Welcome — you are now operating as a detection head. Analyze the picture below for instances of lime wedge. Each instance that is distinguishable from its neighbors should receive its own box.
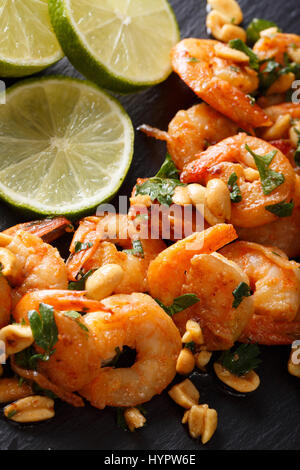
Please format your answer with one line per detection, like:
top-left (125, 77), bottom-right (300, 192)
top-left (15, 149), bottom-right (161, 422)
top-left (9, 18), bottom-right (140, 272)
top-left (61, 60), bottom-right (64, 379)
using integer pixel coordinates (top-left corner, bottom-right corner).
top-left (49, 0), bottom-right (180, 93)
top-left (0, 77), bottom-right (134, 217)
top-left (0, 0), bottom-right (63, 77)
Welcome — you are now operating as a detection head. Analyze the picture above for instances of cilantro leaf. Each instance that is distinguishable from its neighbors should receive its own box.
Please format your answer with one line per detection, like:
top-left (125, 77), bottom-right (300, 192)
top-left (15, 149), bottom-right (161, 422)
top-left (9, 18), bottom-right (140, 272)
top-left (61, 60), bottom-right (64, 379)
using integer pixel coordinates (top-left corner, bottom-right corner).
top-left (258, 59), bottom-right (281, 94)
top-left (136, 177), bottom-right (183, 206)
top-left (184, 341), bottom-right (196, 353)
top-left (228, 39), bottom-right (259, 71)
top-left (218, 343), bottom-right (261, 376)
top-left (28, 303), bottom-right (58, 361)
top-left (15, 345), bottom-right (39, 370)
top-left (186, 56), bottom-right (200, 63)
top-left (245, 144), bottom-right (284, 195)
top-left (265, 200), bottom-right (294, 217)
top-left (156, 294), bottom-right (200, 317)
top-left (246, 18), bottom-right (281, 45)
top-left (74, 241), bottom-right (93, 253)
top-left (293, 128), bottom-right (300, 166)
top-left (232, 282), bottom-right (251, 308)
top-left (156, 153), bottom-right (180, 179)
top-left (123, 239), bottom-right (144, 258)
top-left (68, 269), bottom-right (95, 291)
top-left (228, 172), bottom-right (242, 203)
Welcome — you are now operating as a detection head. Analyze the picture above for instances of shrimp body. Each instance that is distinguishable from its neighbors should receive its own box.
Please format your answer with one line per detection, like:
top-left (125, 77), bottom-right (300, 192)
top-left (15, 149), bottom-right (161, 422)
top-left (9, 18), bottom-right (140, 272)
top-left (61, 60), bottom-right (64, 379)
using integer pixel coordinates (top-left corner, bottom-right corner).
top-left (181, 134), bottom-right (296, 227)
top-left (0, 275), bottom-right (11, 328)
top-left (6, 231), bottom-right (68, 306)
top-left (253, 33), bottom-right (300, 64)
top-left (67, 215), bottom-right (166, 293)
top-left (171, 39), bottom-right (271, 133)
top-left (147, 224), bottom-right (254, 350)
top-left (220, 241), bottom-right (300, 345)
top-left (80, 293), bottom-right (181, 409)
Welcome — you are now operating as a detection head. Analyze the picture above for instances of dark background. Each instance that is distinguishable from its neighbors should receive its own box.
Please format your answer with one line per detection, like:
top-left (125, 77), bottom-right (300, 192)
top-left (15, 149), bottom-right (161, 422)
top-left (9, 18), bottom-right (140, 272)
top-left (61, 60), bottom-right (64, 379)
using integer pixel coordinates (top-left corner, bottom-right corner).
top-left (0, 0), bottom-right (299, 450)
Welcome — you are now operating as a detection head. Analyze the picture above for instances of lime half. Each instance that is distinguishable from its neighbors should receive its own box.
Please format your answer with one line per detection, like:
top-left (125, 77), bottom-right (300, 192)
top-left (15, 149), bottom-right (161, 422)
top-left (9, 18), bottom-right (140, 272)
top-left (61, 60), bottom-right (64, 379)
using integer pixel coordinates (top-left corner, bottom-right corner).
top-left (0, 0), bottom-right (63, 77)
top-left (0, 77), bottom-right (134, 217)
top-left (49, 0), bottom-right (180, 93)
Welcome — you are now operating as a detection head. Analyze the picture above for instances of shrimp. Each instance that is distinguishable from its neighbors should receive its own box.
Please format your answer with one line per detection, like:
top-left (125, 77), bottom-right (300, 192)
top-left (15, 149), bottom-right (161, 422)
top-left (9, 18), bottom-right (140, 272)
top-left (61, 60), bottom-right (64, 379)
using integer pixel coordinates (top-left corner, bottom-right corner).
top-left (220, 241), bottom-right (300, 344)
top-left (171, 39), bottom-right (271, 133)
top-left (3, 216), bottom-right (72, 243)
top-left (0, 275), bottom-right (11, 328)
top-left (67, 214), bottom-right (166, 294)
top-left (180, 134), bottom-right (296, 228)
top-left (147, 224), bottom-right (254, 350)
top-left (236, 206), bottom-right (300, 258)
top-left (14, 290), bottom-right (181, 409)
top-left (80, 293), bottom-right (181, 409)
top-left (253, 32), bottom-right (300, 65)
top-left (1, 229), bottom-right (68, 306)
top-left (140, 103), bottom-right (239, 170)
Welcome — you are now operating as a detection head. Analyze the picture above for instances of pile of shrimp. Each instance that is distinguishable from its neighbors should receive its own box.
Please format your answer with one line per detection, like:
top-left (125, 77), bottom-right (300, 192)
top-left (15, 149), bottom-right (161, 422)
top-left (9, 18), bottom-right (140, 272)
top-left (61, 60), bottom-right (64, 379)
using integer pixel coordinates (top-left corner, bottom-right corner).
top-left (0, 0), bottom-right (300, 444)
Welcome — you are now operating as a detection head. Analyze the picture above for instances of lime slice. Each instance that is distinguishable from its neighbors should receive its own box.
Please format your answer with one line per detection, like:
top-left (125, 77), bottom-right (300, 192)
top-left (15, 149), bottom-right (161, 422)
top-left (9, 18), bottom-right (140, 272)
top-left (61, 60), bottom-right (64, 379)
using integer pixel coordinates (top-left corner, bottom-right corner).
top-left (0, 77), bottom-right (134, 217)
top-left (49, 0), bottom-right (180, 93)
top-left (0, 0), bottom-right (63, 77)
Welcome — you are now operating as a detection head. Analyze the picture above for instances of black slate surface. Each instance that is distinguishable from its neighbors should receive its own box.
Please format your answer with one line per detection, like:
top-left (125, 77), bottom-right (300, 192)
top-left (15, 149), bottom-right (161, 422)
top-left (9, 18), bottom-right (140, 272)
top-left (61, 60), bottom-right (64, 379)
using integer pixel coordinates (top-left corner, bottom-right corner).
top-left (0, 0), bottom-right (300, 451)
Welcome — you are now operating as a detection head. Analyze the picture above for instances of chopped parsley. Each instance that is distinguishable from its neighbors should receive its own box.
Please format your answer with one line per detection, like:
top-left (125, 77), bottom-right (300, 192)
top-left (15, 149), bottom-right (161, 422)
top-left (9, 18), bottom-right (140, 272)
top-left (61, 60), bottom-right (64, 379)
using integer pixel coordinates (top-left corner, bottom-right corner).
top-left (156, 153), bottom-right (180, 180)
top-left (184, 341), bottom-right (196, 353)
top-left (265, 200), bottom-right (294, 217)
top-left (68, 269), bottom-right (95, 290)
top-left (156, 294), bottom-right (200, 317)
top-left (63, 310), bottom-right (89, 333)
top-left (228, 172), bottom-right (242, 203)
top-left (228, 39), bottom-right (259, 71)
top-left (232, 282), bottom-right (251, 308)
top-left (245, 144), bottom-right (284, 195)
top-left (218, 343), bottom-right (261, 376)
top-left (27, 303), bottom-right (58, 362)
top-left (186, 56), bottom-right (200, 63)
top-left (246, 18), bottom-right (281, 45)
top-left (74, 241), bottom-right (93, 254)
top-left (293, 128), bottom-right (300, 166)
top-left (6, 409), bottom-right (17, 419)
top-left (123, 239), bottom-right (144, 258)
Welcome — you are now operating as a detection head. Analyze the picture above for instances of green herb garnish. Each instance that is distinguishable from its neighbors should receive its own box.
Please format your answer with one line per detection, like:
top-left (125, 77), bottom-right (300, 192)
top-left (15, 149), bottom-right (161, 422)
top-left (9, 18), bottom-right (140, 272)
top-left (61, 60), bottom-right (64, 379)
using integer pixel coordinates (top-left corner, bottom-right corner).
top-left (265, 200), bottom-right (294, 217)
top-left (293, 128), bottom-right (300, 166)
top-left (28, 303), bottom-right (58, 362)
top-left (123, 239), bottom-right (144, 258)
top-left (68, 269), bottom-right (94, 291)
top-left (63, 311), bottom-right (89, 333)
top-left (103, 347), bottom-right (122, 368)
top-left (228, 172), bottom-right (242, 203)
top-left (246, 18), bottom-right (280, 45)
top-left (218, 343), bottom-right (261, 376)
top-left (245, 144), bottom-right (284, 194)
top-left (156, 153), bottom-right (180, 180)
top-left (156, 294), bottom-right (200, 317)
top-left (232, 282), bottom-right (251, 308)
top-left (184, 341), bottom-right (196, 353)
top-left (74, 241), bottom-right (93, 253)
top-left (228, 39), bottom-right (259, 71)
top-left (6, 409), bottom-right (17, 419)
top-left (187, 56), bottom-right (200, 63)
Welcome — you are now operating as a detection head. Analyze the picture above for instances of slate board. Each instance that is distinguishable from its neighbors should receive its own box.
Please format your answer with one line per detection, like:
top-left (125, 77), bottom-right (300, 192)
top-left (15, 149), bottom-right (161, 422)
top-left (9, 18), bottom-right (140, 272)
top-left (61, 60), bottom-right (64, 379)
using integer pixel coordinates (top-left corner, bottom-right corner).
top-left (0, 0), bottom-right (299, 451)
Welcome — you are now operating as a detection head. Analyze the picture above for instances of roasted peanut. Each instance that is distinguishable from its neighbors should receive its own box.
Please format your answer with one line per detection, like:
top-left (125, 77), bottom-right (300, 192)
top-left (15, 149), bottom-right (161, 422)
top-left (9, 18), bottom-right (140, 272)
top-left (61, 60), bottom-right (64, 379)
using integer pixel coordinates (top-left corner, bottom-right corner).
top-left (289, 119), bottom-right (300, 147)
top-left (214, 43), bottom-right (249, 63)
top-left (261, 114), bottom-right (291, 141)
top-left (243, 167), bottom-right (260, 182)
top-left (206, 10), bottom-right (228, 41)
top-left (176, 348), bottom-right (196, 375)
top-left (187, 183), bottom-right (207, 206)
top-left (218, 24), bottom-right (246, 42)
top-left (183, 404), bottom-right (218, 443)
top-left (214, 362), bottom-right (260, 392)
top-left (4, 396), bottom-right (55, 423)
top-left (168, 379), bottom-right (199, 409)
top-left (0, 324), bottom-right (34, 356)
top-left (288, 344), bottom-right (300, 378)
top-left (207, 0), bottom-right (243, 25)
top-left (288, 45), bottom-right (300, 64)
top-left (172, 185), bottom-right (192, 206)
top-left (124, 407), bottom-right (146, 432)
top-left (0, 378), bottom-right (33, 403)
top-left (195, 351), bottom-right (212, 370)
top-left (129, 194), bottom-right (152, 207)
top-left (206, 179), bottom-right (231, 221)
top-left (0, 247), bottom-right (21, 284)
top-left (260, 27), bottom-right (279, 38)
top-left (267, 73), bottom-right (295, 96)
top-left (86, 263), bottom-right (124, 300)
top-left (185, 320), bottom-right (204, 345)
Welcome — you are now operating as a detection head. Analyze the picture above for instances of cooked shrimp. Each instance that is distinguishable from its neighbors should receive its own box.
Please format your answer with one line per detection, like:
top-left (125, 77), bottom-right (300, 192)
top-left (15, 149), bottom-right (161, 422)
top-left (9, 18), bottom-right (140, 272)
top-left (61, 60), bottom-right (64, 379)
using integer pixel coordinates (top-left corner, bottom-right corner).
top-left (253, 32), bottom-right (300, 65)
top-left (140, 103), bottom-right (239, 170)
top-left (0, 275), bottom-right (11, 328)
top-left (67, 214), bottom-right (166, 293)
top-left (2, 230), bottom-right (68, 306)
top-left (220, 241), bottom-right (300, 344)
top-left (236, 206), bottom-right (300, 258)
top-left (14, 290), bottom-right (181, 409)
top-left (3, 217), bottom-right (72, 243)
top-left (180, 134), bottom-right (296, 227)
top-left (171, 39), bottom-right (271, 133)
top-left (147, 224), bottom-right (254, 350)
top-left (79, 293), bottom-right (182, 409)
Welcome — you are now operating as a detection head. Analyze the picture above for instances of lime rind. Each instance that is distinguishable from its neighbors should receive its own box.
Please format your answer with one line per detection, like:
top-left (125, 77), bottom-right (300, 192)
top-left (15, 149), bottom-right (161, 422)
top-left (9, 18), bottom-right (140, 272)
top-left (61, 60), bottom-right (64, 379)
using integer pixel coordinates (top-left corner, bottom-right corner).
top-left (0, 76), bottom-right (134, 218)
top-left (49, 0), bottom-right (180, 93)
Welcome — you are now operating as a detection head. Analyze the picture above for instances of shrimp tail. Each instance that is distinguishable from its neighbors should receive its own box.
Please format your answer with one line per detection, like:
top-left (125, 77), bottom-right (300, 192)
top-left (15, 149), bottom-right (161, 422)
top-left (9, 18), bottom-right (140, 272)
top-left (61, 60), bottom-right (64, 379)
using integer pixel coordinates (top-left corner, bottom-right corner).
top-left (239, 315), bottom-right (300, 345)
top-left (3, 217), bottom-right (73, 243)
